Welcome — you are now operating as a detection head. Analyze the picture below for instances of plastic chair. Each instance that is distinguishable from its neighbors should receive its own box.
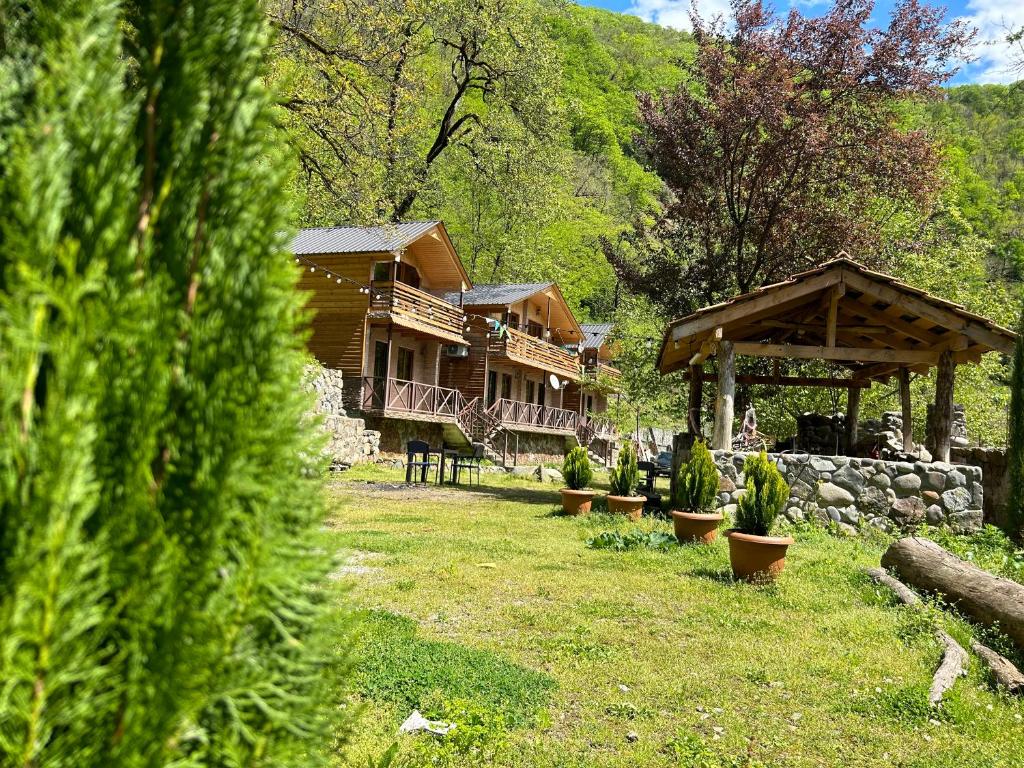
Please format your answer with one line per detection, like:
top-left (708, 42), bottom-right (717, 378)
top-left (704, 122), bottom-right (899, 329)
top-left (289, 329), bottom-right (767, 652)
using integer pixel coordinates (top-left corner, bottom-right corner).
top-left (405, 440), bottom-right (438, 484)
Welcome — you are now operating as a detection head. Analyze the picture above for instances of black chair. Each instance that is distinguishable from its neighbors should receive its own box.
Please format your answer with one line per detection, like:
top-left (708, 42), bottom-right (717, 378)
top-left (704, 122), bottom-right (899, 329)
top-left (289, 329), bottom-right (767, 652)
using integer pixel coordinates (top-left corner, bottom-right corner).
top-left (452, 443), bottom-right (485, 486)
top-left (637, 461), bottom-right (663, 509)
top-left (405, 440), bottom-right (438, 484)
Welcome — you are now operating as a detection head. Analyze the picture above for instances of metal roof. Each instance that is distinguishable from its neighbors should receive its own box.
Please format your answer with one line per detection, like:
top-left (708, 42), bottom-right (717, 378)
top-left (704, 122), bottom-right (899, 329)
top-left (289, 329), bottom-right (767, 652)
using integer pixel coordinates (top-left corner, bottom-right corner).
top-left (290, 221), bottom-right (441, 255)
top-left (442, 283), bottom-right (554, 307)
top-left (580, 323), bottom-right (613, 349)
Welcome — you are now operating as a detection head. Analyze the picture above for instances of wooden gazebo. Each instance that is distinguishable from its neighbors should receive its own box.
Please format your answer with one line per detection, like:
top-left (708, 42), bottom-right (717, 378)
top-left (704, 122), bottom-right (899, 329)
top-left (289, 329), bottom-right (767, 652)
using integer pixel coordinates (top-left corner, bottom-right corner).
top-left (656, 257), bottom-right (1017, 460)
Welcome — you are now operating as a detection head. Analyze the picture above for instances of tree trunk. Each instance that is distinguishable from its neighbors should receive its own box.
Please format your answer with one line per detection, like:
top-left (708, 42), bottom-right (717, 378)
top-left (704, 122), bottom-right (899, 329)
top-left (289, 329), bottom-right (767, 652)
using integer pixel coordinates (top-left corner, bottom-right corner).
top-left (970, 641), bottom-right (1024, 694)
top-left (927, 351), bottom-right (955, 462)
top-left (881, 537), bottom-right (1024, 650)
top-left (688, 364), bottom-right (704, 437)
top-left (899, 366), bottom-right (913, 453)
top-left (712, 341), bottom-right (735, 450)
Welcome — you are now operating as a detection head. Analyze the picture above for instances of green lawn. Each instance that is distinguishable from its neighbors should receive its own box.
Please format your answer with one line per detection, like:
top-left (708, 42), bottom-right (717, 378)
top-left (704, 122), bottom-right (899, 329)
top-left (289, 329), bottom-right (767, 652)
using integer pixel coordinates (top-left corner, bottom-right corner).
top-left (327, 465), bottom-right (1024, 767)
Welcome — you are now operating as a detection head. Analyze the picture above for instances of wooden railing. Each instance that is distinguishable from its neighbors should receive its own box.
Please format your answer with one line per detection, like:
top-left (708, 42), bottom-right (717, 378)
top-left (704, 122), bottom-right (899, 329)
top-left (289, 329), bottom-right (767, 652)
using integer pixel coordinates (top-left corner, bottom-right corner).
top-left (361, 377), bottom-right (463, 418)
top-left (489, 326), bottom-right (580, 380)
top-left (586, 361), bottom-right (622, 385)
top-left (487, 398), bottom-right (578, 433)
top-left (369, 281), bottom-right (465, 340)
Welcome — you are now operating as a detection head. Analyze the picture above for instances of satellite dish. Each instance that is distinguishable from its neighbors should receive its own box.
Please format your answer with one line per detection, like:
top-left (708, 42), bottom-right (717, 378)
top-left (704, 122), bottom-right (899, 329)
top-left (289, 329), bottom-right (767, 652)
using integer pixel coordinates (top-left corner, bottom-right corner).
top-left (548, 373), bottom-right (561, 390)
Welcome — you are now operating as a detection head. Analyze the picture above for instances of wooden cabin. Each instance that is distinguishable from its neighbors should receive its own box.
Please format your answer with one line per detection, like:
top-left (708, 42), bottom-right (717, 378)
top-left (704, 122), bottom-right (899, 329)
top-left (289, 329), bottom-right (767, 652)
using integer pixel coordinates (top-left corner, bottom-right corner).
top-left (439, 283), bottom-right (585, 439)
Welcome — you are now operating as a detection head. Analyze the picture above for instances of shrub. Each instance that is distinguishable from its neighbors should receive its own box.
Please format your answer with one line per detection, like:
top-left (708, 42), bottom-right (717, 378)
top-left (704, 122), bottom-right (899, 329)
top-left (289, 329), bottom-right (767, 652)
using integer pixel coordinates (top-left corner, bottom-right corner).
top-left (562, 446), bottom-right (593, 490)
top-left (673, 440), bottom-right (720, 512)
top-left (609, 441), bottom-right (640, 497)
top-left (735, 452), bottom-right (789, 536)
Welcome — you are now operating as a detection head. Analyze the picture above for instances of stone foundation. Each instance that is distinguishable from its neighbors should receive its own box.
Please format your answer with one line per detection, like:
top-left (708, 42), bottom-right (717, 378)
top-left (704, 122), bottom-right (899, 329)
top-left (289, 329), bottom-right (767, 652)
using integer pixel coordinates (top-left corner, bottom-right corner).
top-left (304, 364), bottom-right (380, 467)
top-left (368, 417), bottom-right (447, 457)
top-left (950, 446), bottom-right (1008, 529)
top-left (505, 431), bottom-right (571, 466)
top-left (710, 450), bottom-right (984, 535)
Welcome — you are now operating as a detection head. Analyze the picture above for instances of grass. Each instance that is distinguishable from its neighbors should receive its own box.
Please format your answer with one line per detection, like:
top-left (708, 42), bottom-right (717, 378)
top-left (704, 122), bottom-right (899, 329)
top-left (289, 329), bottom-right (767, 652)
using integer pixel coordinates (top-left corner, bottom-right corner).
top-left (326, 464), bottom-right (1024, 767)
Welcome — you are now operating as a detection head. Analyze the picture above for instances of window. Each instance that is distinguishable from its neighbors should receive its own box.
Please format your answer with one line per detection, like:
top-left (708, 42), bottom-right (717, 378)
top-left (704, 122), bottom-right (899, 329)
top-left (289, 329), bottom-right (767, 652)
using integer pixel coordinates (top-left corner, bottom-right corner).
top-left (486, 371), bottom-right (497, 406)
top-left (396, 263), bottom-right (421, 289)
top-left (501, 373), bottom-right (512, 400)
top-left (508, 312), bottom-right (520, 330)
top-left (527, 320), bottom-right (543, 338)
top-left (397, 347), bottom-right (414, 381)
top-left (526, 380), bottom-right (535, 404)
top-left (538, 382), bottom-right (546, 407)
top-left (372, 261), bottom-right (391, 282)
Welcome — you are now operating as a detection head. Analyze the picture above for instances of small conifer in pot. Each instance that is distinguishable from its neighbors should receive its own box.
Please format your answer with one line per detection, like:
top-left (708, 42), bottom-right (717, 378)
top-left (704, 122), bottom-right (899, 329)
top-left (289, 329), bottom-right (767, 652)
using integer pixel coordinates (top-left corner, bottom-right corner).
top-left (560, 446), bottom-right (595, 515)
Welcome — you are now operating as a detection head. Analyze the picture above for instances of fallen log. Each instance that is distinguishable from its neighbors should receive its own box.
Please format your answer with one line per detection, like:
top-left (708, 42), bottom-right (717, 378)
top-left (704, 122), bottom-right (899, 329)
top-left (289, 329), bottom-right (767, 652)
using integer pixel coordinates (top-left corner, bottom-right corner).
top-left (881, 537), bottom-right (1024, 651)
top-left (970, 641), bottom-right (1024, 695)
top-left (865, 567), bottom-right (968, 705)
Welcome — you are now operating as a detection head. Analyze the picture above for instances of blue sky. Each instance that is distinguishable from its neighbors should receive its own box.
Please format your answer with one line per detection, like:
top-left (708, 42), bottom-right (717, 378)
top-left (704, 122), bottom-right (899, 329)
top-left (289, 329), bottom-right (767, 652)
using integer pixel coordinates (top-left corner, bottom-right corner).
top-left (576, 0), bottom-right (1023, 84)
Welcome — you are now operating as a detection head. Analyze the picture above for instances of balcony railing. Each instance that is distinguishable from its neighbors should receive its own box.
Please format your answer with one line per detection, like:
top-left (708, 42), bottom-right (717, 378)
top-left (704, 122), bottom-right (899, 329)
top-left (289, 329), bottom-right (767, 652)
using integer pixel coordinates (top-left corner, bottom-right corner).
top-left (489, 326), bottom-right (580, 380)
top-left (369, 281), bottom-right (465, 342)
top-left (361, 377), bottom-right (464, 419)
top-left (487, 398), bottom-right (578, 434)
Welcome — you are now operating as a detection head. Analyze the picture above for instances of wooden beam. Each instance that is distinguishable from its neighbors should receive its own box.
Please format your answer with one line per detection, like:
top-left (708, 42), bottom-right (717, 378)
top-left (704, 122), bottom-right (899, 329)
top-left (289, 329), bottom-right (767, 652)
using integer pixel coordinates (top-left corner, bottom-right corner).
top-left (826, 283), bottom-right (845, 347)
top-left (899, 366), bottom-right (913, 453)
top-left (682, 372), bottom-right (872, 388)
top-left (759, 320), bottom-right (888, 335)
top-left (843, 271), bottom-right (1015, 355)
top-left (845, 386), bottom-right (861, 454)
top-left (928, 350), bottom-right (955, 462)
top-left (711, 341), bottom-right (735, 450)
top-left (689, 327), bottom-right (722, 366)
top-left (670, 271), bottom-right (841, 342)
top-left (854, 361), bottom-right (931, 381)
top-left (732, 342), bottom-right (937, 364)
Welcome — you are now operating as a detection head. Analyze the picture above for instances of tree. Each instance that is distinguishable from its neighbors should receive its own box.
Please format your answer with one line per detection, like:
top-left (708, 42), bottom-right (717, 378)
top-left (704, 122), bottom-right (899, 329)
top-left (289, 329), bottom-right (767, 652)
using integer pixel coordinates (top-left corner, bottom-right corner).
top-left (0, 0), bottom-right (343, 765)
top-left (1009, 304), bottom-right (1024, 539)
top-left (270, 0), bottom-right (560, 224)
top-left (606, 0), bottom-right (974, 316)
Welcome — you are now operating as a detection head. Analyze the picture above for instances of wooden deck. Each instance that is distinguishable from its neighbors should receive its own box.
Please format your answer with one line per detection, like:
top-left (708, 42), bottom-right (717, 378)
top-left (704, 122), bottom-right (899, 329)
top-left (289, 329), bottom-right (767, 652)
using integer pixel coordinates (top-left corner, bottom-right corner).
top-left (368, 281), bottom-right (466, 345)
top-left (488, 327), bottom-right (581, 380)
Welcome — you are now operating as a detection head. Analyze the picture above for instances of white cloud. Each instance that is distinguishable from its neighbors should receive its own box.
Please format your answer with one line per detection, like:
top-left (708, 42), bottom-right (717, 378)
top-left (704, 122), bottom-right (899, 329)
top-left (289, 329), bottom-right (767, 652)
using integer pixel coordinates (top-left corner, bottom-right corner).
top-left (958, 0), bottom-right (1024, 83)
top-left (626, 0), bottom-right (734, 31)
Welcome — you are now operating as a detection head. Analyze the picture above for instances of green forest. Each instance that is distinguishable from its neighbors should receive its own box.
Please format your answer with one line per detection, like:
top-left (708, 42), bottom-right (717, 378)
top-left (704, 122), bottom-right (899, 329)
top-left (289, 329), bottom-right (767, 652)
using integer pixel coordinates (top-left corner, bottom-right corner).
top-left (270, 0), bottom-right (1023, 446)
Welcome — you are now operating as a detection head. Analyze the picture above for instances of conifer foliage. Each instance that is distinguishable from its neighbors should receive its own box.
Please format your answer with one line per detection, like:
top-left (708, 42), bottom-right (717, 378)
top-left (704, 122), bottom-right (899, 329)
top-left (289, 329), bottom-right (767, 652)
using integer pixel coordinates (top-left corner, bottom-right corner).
top-left (0, 1), bottom-right (341, 765)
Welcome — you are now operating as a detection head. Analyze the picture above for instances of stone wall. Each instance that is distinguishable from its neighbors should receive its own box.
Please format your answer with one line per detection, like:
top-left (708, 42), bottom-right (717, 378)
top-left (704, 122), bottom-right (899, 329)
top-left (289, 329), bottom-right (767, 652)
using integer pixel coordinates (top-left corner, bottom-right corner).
top-left (507, 431), bottom-right (571, 466)
top-left (304, 365), bottom-right (380, 468)
top-left (951, 446), bottom-right (1009, 529)
top-left (368, 416), bottom-right (446, 457)
top-left (710, 450), bottom-right (984, 535)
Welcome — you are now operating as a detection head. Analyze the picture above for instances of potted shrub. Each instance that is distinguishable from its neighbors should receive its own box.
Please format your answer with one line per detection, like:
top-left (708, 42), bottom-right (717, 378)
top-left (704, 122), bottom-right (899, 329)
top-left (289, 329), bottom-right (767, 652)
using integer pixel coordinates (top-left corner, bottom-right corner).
top-left (671, 441), bottom-right (723, 544)
top-left (607, 441), bottom-right (645, 521)
top-left (726, 451), bottom-right (794, 582)
top-left (560, 446), bottom-right (595, 515)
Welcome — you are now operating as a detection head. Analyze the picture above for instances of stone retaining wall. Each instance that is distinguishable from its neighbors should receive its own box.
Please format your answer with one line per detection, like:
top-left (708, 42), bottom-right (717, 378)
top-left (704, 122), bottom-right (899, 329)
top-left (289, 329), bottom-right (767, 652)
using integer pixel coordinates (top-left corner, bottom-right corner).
top-left (950, 446), bottom-right (1008, 529)
top-left (711, 450), bottom-right (984, 535)
top-left (304, 365), bottom-right (380, 468)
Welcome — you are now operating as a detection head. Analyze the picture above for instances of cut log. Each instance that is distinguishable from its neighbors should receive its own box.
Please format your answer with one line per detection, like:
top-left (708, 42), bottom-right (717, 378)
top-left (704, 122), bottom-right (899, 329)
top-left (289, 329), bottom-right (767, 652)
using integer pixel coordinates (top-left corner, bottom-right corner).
top-left (865, 567), bottom-right (968, 705)
top-left (881, 537), bottom-right (1024, 650)
top-left (970, 641), bottom-right (1024, 695)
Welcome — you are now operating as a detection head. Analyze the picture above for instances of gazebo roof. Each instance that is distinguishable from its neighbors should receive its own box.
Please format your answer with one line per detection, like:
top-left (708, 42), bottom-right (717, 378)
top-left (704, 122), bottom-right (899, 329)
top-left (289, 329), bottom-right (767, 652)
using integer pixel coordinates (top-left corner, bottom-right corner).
top-left (657, 256), bottom-right (1017, 382)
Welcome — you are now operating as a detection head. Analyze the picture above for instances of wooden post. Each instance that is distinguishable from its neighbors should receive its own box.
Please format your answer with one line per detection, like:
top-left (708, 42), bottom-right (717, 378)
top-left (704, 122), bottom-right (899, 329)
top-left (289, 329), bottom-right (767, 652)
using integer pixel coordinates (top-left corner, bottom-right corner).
top-left (826, 284), bottom-right (844, 347)
top-left (898, 366), bottom-right (913, 453)
top-left (929, 350), bottom-right (955, 462)
top-left (712, 340), bottom-right (735, 450)
top-left (688, 363), bottom-right (704, 437)
top-left (845, 386), bottom-right (860, 455)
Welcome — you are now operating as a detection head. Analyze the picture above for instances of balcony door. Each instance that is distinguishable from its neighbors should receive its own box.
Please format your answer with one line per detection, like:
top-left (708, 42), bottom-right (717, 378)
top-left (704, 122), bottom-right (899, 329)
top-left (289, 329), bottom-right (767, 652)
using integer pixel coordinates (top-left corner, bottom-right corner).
top-left (500, 373), bottom-right (512, 401)
top-left (486, 370), bottom-right (497, 407)
top-left (371, 341), bottom-right (388, 408)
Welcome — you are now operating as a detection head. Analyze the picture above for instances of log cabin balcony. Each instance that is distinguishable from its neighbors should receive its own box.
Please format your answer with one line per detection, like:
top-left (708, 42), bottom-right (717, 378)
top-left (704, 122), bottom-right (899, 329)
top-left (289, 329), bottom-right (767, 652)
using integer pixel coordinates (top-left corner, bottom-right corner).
top-left (361, 376), bottom-right (466, 423)
top-left (488, 326), bottom-right (581, 381)
top-left (487, 398), bottom-right (579, 436)
top-left (368, 281), bottom-right (467, 346)
top-left (584, 360), bottom-right (622, 389)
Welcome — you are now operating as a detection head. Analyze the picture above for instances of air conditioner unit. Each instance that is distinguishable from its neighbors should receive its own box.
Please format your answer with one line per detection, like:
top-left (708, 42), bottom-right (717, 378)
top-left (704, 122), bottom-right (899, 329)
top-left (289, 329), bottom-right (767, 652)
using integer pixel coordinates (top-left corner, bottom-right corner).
top-left (444, 344), bottom-right (470, 358)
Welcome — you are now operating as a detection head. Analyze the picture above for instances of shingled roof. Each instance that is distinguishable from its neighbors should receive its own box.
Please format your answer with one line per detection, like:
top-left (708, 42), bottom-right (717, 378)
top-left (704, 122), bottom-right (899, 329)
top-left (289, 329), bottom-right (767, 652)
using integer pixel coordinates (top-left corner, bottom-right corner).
top-left (290, 221), bottom-right (441, 255)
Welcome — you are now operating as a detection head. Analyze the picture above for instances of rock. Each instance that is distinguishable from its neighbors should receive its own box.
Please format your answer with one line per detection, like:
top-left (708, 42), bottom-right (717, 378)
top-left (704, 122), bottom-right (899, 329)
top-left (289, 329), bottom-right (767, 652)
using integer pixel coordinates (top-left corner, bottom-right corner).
top-left (539, 467), bottom-right (563, 483)
top-left (868, 472), bottom-right (891, 490)
top-left (941, 487), bottom-right (972, 514)
top-left (892, 474), bottom-right (921, 497)
top-left (826, 506), bottom-right (841, 523)
top-left (626, 731), bottom-right (638, 743)
top-left (831, 464), bottom-right (866, 495)
top-left (720, 461), bottom-right (737, 479)
top-left (945, 470), bottom-right (966, 489)
top-left (949, 508), bottom-right (983, 534)
top-left (719, 475), bottom-right (736, 494)
top-left (839, 506), bottom-right (861, 525)
top-left (890, 497), bottom-right (926, 527)
top-left (810, 457), bottom-right (836, 473)
top-left (720, 504), bottom-right (738, 518)
top-left (916, 448), bottom-right (932, 463)
top-left (869, 516), bottom-right (895, 533)
top-left (931, 461), bottom-right (953, 473)
top-left (921, 471), bottom-right (946, 493)
top-left (817, 482), bottom-right (855, 507)
top-left (836, 522), bottom-right (858, 537)
top-left (926, 505), bottom-right (945, 525)
top-left (511, 465), bottom-right (535, 478)
top-left (730, 490), bottom-right (743, 503)
top-left (893, 462), bottom-right (915, 475)
top-left (856, 486), bottom-right (889, 517)
top-left (922, 490), bottom-right (940, 503)
top-left (785, 506), bottom-right (806, 522)
top-left (717, 492), bottom-right (730, 506)
top-left (971, 482), bottom-right (985, 508)
top-left (790, 479), bottom-right (814, 501)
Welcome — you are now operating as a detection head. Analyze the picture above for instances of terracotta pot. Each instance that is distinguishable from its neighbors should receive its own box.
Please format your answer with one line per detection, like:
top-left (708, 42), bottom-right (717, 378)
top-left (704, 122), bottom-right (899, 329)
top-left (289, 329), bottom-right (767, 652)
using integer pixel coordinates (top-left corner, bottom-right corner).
top-left (607, 495), bottom-right (645, 522)
top-left (560, 488), bottom-right (595, 516)
top-left (671, 510), bottom-right (724, 544)
top-left (726, 530), bottom-right (795, 582)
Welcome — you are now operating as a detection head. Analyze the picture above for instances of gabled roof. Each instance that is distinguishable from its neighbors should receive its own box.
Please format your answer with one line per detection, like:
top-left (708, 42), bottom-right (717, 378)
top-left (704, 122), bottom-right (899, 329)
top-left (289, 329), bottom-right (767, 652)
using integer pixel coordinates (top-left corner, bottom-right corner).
top-left (657, 256), bottom-right (1017, 381)
top-left (580, 323), bottom-right (613, 349)
top-left (290, 221), bottom-right (440, 255)
top-left (442, 283), bottom-right (554, 307)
